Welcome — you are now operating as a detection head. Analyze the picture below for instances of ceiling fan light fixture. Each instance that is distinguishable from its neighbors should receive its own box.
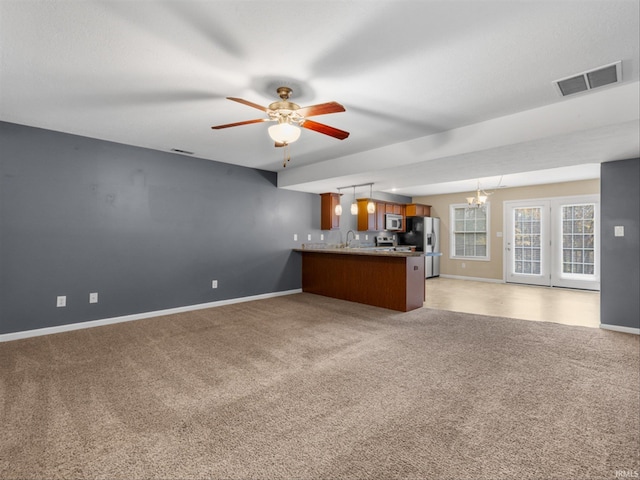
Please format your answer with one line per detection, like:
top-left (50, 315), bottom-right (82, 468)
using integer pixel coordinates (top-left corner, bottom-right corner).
top-left (211, 87), bottom-right (349, 167)
top-left (268, 122), bottom-right (301, 144)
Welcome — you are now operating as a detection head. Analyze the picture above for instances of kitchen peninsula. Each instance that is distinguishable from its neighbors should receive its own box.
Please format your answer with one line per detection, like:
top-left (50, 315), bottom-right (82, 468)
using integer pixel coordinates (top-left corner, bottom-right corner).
top-left (294, 247), bottom-right (425, 312)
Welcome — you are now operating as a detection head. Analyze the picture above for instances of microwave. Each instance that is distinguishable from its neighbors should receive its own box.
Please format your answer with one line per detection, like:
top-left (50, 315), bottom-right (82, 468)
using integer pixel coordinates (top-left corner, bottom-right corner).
top-left (385, 213), bottom-right (403, 231)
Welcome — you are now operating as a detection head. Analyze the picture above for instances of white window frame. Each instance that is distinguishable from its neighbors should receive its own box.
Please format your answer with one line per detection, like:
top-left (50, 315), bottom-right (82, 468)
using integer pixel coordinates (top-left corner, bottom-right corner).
top-left (449, 203), bottom-right (491, 261)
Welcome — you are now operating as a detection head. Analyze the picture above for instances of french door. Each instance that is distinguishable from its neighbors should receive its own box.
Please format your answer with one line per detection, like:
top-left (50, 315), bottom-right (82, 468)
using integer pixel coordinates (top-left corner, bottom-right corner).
top-left (505, 195), bottom-right (600, 290)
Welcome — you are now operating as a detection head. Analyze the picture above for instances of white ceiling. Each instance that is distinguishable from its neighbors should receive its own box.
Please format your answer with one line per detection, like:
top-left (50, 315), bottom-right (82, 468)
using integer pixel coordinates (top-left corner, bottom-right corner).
top-left (1, 0), bottom-right (639, 197)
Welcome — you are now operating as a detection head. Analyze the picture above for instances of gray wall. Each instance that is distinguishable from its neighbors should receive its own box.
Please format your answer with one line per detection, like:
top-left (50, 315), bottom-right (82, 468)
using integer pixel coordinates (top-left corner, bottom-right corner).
top-left (600, 158), bottom-right (640, 329)
top-left (1, 121), bottom-right (322, 335)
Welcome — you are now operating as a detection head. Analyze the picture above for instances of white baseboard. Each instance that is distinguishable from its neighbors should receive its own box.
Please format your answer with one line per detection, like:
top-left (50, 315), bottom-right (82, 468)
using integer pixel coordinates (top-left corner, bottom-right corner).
top-left (0, 289), bottom-right (303, 343)
top-left (599, 323), bottom-right (640, 335)
top-left (439, 274), bottom-right (504, 284)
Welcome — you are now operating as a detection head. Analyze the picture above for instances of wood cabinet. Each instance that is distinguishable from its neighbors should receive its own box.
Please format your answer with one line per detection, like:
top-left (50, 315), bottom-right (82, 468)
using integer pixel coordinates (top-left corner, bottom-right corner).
top-left (405, 203), bottom-right (431, 217)
top-left (323, 196), bottom-right (425, 232)
top-left (356, 198), bottom-right (376, 231)
top-left (356, 199), bottom-right (407, 232)
top-left (376, 201), bottom-right (386, 231)
top-left (299, 250), bottom-right (425, 312)
top-left (320, 193), bottom-right (342, 230)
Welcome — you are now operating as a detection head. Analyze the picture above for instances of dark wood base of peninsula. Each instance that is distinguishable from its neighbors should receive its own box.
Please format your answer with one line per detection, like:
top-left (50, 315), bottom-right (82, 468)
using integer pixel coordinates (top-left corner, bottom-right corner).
top-left (300, 251), bottom-right (425, 312)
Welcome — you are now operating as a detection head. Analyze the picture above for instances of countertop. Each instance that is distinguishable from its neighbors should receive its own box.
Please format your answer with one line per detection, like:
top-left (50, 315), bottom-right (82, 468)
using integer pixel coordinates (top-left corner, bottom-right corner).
top-left (293, 247), bottom-right (424, 257)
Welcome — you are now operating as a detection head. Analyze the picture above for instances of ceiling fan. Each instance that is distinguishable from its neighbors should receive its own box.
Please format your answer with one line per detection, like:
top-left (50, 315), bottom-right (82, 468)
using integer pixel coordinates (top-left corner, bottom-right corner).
top-left (211, 87), bottom-right (349, 166)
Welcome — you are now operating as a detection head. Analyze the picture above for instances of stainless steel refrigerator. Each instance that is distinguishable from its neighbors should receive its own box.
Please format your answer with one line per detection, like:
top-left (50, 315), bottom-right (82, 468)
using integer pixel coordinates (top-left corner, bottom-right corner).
top-left (399, 217), bottom-right (441, 278)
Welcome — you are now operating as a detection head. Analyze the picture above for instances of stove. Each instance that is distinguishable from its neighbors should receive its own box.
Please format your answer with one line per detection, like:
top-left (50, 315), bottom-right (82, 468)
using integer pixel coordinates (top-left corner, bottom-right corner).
top-left (376, 234), bottom-right (416, 252)
top-left (375, 235), bottom-right (395, 248)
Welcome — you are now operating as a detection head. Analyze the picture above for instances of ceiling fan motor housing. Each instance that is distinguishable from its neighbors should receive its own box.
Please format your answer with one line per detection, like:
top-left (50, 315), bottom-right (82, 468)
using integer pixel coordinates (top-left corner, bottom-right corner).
top-left (268, 100), bottom-right (300, 114)
top-left (269, 88), bottom-right (301, 124)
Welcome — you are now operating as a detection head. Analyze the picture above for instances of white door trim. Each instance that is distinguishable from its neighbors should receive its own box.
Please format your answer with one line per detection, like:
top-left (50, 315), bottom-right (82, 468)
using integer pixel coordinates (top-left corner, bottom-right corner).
top-left (504, 199), bottom-right (551, 286)
top-left (503, 194), bottom-right (600, 290)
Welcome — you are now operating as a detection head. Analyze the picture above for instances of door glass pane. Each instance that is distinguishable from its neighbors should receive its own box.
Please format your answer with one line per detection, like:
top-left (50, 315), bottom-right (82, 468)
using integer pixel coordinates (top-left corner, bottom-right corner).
top-left (583, 220), bottom-right (594, 233)
top-left (561, 203), bottom-right (596, 278)
top-left (513, 207), bottom-right (542, 276)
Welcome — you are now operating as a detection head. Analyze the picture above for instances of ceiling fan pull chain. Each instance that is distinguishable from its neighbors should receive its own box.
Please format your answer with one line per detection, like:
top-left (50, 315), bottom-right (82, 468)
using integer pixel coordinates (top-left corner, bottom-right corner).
top-left (283, 143), bottom-right (291, 167)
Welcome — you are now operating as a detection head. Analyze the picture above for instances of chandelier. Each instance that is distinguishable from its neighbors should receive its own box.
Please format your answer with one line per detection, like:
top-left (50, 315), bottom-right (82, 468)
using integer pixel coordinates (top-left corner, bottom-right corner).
top-left (465, 177), bottom-right (503, 209)
top-left (466, 181), bottom-right (489, 208)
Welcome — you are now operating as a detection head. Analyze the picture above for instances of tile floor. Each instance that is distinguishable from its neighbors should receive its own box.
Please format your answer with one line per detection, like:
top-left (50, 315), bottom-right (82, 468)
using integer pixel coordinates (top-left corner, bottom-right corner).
top-left (424, 277), bottom-right (600, 328)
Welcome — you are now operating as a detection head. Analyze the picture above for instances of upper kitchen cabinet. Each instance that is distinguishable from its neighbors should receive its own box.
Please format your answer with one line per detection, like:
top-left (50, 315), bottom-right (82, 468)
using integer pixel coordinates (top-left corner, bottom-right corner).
top-left (387, 203), bottom-right (405, 216)
top-left (376, 202), bottom-right (387, 231)
top-left (357, 198), bottom-right (376, 231)
top-left (405, 203), bottom-right (431, 217)
top-left (320, 193), bottom-right (342, 230)
top-left (357, 199), bottom-right (406, 232)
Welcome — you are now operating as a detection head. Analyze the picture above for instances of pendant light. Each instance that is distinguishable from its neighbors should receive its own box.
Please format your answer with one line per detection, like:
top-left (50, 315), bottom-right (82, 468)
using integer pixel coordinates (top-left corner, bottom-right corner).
top-left (367, 183), bottom-right (375, 214)
top-left (350, 186), bottom-right (358, 215)
top-left (335, 188), bottom-right (342, 216)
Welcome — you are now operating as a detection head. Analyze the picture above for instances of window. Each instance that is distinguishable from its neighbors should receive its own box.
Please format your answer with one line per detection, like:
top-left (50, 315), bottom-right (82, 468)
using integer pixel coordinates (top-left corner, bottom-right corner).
top-left (450, 204), bottom-right (490, 260)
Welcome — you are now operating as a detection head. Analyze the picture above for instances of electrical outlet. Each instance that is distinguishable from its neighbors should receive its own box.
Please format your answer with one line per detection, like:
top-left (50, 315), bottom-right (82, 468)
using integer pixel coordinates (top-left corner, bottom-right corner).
top-left (614, 226), bottom-right (624, 237)
top-left (212, 280), bottom-right (218, 289)
top-left (89, 292), bottom-right (98, 304)
top-left (293, 234), bottom-right (298, 241)
top-left (307, 234), bottom-right (312, 241)
top-left (365, 234), bottom-right (369, 240)
top-left (355, 234), bottom-right (360, 240)
top-left (56, 296), bottom-right (66, 307)
top-left (320, 234), bottom-right (324, 241)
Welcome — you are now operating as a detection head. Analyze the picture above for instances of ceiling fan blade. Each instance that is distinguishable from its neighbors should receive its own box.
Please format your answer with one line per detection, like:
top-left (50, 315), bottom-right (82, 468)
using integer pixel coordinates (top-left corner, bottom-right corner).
top-left (301, 119), bottom-right (350, 140)
top-left (296, 101), bottom-right (346, 118)
top-left (211, 118), bottom-right (270, 129)
top-left (227, 97), bottom-right (268, 112)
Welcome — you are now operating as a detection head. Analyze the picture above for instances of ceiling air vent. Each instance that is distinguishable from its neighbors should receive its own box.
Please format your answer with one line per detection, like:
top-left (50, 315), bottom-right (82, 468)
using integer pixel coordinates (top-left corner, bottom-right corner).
top-left (554, 61), bottom-right (621, 97)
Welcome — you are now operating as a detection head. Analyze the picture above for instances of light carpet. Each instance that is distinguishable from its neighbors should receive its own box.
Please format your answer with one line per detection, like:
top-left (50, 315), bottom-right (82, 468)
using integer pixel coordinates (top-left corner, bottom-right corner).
top-left (1, 293), bottom-right (638, 479)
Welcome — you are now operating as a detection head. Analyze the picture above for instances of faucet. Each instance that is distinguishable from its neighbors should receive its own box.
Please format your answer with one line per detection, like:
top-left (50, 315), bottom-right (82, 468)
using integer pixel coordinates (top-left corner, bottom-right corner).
top-left (346, 230), bottom-right (355, 247)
